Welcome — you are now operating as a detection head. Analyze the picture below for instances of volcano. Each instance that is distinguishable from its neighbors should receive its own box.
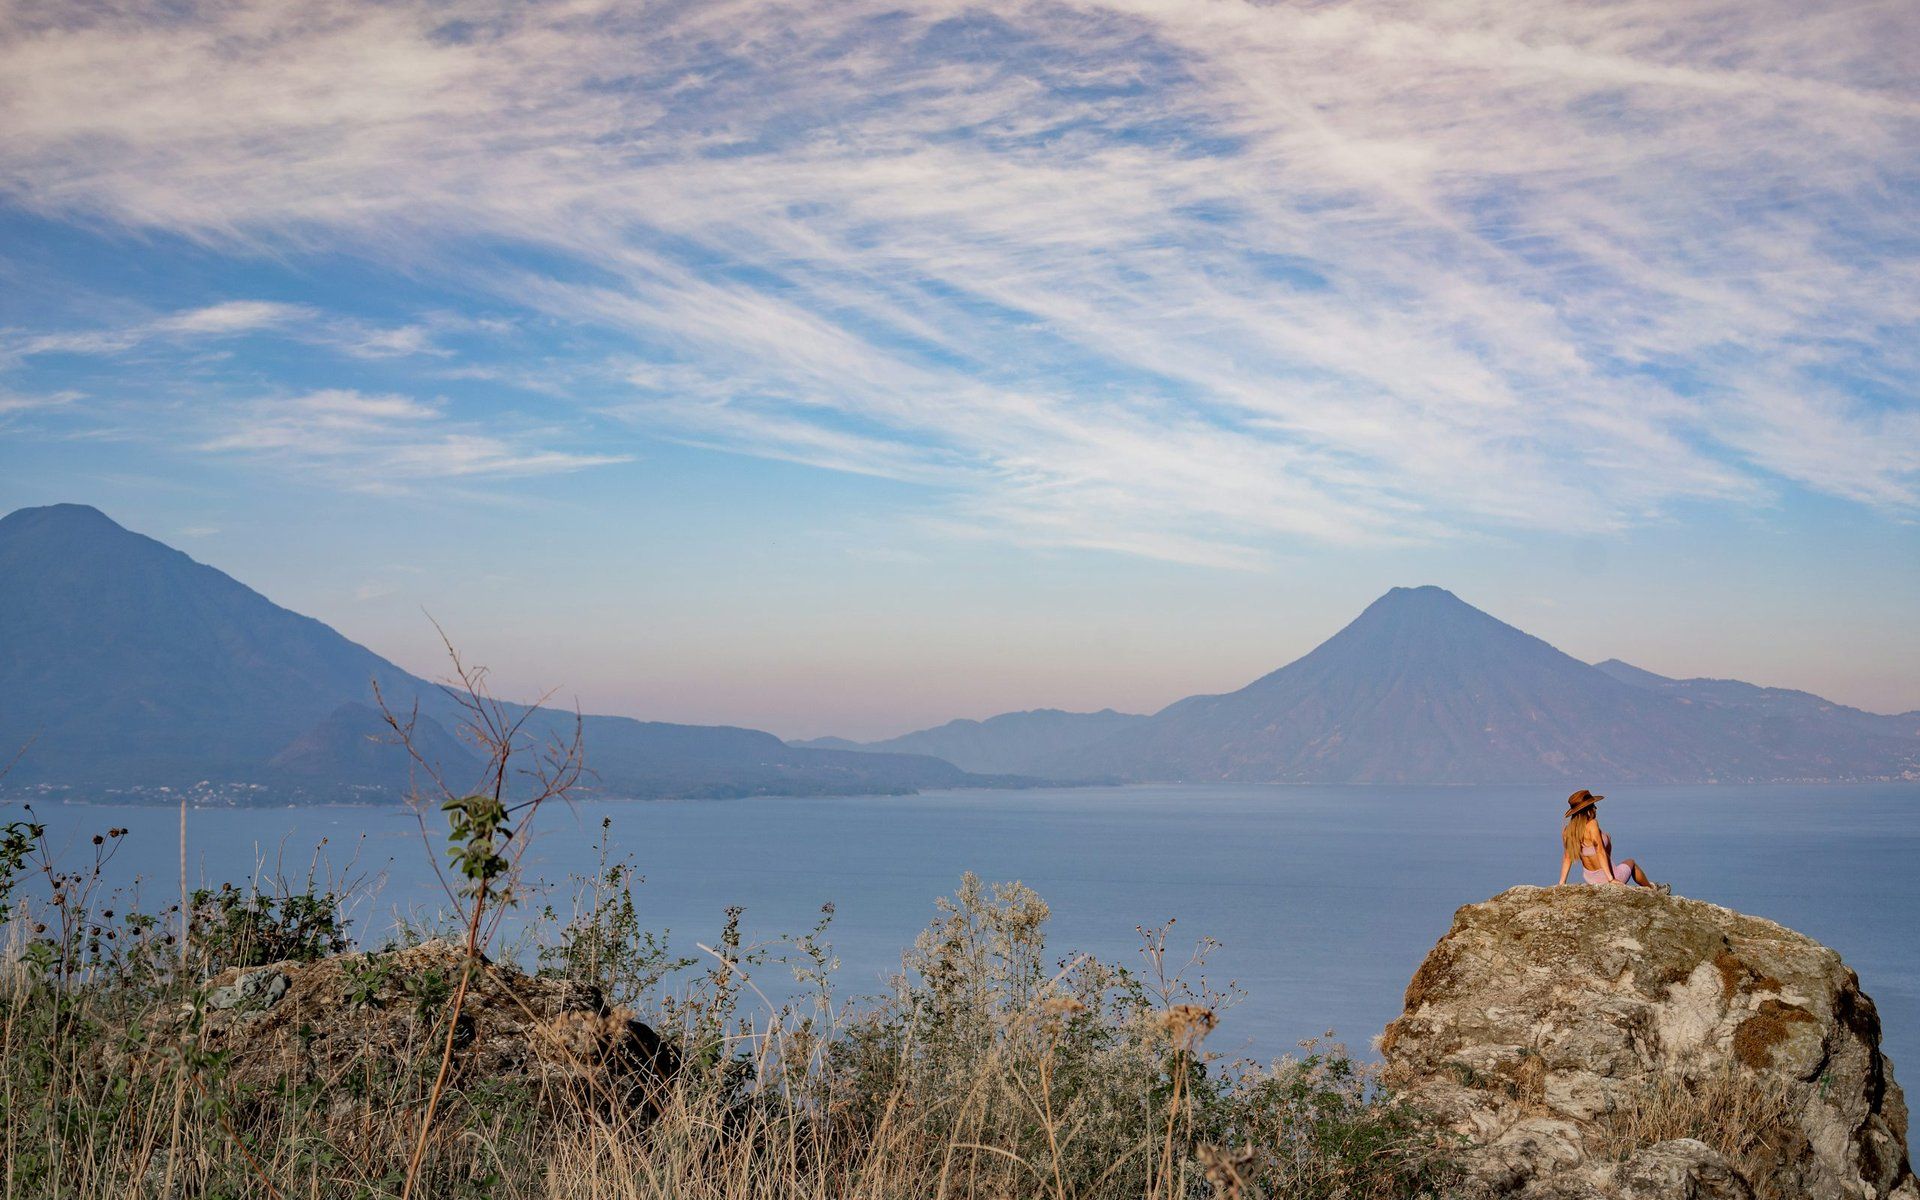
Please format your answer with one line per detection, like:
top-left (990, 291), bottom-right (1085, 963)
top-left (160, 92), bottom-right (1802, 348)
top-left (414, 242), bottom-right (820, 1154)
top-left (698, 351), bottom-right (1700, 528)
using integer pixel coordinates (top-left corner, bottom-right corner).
top-left (0, 503), bottom-right (1008, 800)
top-left (1024, 586), bottom-right (1920, 784)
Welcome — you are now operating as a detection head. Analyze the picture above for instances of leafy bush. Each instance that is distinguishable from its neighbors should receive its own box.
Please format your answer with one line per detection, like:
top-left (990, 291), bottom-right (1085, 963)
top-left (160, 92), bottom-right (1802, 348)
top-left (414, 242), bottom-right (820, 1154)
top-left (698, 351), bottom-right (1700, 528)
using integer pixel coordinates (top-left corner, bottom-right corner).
top-left (187, 882), bottom-right (350, 970)
top-left (537, 816), bottom-right (694, 1005)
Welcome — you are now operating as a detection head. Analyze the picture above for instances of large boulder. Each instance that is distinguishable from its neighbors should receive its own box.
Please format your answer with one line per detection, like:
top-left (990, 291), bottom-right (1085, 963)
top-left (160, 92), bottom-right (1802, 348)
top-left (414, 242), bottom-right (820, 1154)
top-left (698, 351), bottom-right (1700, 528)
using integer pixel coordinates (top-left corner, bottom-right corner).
top-left (1382, 886), bottom-right (1915, 1200)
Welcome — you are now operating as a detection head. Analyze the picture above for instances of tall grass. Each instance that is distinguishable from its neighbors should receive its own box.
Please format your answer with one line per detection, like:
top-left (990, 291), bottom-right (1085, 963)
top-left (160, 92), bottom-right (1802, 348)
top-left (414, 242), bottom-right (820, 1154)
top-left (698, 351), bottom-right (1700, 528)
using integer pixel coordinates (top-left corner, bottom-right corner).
top-left (1594, 1062), bottom-right (1800, 1200)
top-left (0, 814), bottom-right (1456, 1200)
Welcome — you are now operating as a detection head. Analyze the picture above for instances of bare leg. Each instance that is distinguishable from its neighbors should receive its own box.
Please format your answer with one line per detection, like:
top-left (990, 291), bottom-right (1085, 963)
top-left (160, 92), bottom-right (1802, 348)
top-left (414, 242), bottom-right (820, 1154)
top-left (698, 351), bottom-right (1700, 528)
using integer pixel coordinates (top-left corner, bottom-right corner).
top-left (1624, 858), bottom-right (1653, 887)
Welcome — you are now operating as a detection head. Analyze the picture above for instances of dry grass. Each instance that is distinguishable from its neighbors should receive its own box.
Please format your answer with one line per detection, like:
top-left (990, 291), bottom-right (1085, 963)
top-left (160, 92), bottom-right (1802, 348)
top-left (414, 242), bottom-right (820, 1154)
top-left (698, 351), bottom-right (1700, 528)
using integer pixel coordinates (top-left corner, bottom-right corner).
top-left (1594, 1061), bottom-right (1801, 1200)
top-left (0, 833), bottom-right (1458, 1200)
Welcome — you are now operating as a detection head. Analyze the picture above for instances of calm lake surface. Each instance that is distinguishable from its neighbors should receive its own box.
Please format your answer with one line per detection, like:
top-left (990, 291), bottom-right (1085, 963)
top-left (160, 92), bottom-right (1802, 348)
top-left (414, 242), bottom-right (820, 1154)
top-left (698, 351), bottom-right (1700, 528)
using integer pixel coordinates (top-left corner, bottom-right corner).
top-left (20, 783), bottom-right (1920, 1071)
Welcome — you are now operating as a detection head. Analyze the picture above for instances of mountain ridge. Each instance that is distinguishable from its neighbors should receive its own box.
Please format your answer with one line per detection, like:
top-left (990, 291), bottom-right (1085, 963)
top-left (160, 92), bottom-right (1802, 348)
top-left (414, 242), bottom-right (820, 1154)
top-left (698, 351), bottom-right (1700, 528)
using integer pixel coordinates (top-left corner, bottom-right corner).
top-left (5, 508), bottom-right (1913, 794)
top-left (0, 503), bottom-right (1025, 801)
top-left (790, 707), bottom-right (1148, 775)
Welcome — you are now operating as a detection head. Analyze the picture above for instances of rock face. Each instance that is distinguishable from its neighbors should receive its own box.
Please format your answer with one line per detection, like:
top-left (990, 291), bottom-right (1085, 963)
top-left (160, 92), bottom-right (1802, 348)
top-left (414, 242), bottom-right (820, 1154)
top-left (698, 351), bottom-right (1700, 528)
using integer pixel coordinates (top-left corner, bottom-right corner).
top-left (1382, 886), bottom-right (1915, 1200)
top-left (152, 940), bottom-right (675, 1120)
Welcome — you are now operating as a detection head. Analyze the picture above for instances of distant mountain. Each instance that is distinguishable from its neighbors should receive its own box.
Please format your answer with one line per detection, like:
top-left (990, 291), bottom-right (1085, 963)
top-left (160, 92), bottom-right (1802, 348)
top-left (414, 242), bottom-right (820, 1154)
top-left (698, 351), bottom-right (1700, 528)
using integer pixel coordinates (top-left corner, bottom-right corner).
top-left (791, 708), bottom-right (1148, 775)
top-left (8, 508), bottom-right (1910, 796)
top-left (0, 503), bottom-right (421, 787)
top-left (267, 702), bottom-right (480, 795)
top-left (1592, 658), bottom-right (1920, 750)
top-left (1026, 587), bottom-right (1920, 784)
top-left (0, 504), bottom-right (1018, 801)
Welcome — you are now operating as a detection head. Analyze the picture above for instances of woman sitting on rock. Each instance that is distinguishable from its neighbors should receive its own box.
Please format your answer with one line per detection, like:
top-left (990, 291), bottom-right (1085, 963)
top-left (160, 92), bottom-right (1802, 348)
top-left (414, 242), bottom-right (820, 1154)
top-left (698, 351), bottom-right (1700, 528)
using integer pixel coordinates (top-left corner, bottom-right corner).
top-left (1557, 789), bottom-right (1669, 893)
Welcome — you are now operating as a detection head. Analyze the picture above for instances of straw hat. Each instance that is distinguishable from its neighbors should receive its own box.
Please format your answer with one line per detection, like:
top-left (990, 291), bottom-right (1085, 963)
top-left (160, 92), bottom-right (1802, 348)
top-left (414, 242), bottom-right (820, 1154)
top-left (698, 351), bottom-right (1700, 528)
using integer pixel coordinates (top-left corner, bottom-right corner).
top-left (1565, 789), bottom-right (1603, 818)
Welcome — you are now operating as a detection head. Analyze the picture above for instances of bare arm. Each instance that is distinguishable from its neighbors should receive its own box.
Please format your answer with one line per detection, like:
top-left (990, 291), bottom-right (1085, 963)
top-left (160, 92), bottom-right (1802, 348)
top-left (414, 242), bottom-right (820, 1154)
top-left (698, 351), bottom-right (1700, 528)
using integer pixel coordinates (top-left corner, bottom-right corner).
top-left (1558, 847), bottom-right (1573, 886)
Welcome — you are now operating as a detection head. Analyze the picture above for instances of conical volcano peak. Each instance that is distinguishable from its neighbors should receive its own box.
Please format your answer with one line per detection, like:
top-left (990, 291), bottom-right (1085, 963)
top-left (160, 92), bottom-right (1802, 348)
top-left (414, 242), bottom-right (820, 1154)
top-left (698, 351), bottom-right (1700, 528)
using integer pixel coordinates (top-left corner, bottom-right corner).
top-left (1339, 585), bottom-right (1517, 640)
top-left (1368, 584), bottom-right (1468, 612)
top-left (0, 502), bottom-right (125, 537)
top-left (1223, 584), bottom-right (1587, 712)
top-left (0, 504), bottom-right (197, 576)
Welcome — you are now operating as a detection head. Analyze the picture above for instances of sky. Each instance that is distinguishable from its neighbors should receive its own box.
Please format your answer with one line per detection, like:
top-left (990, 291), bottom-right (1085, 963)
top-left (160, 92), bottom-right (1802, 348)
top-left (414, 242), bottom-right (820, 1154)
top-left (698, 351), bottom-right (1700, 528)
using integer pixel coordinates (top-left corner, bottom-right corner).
top-left (1, 0), bottom-right (1916, 739)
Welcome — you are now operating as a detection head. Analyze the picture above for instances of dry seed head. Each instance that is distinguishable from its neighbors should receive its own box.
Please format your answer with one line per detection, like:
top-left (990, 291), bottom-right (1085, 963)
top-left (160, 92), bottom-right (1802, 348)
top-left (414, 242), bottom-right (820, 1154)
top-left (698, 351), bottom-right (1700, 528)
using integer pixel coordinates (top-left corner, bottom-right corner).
top-left (1155, 1004), bottom-right (1217, 1050)
top-left (1034, 992), bottom-right (1089, 1035)
top-left (1196, 1142), bottom-right (1262, 1200)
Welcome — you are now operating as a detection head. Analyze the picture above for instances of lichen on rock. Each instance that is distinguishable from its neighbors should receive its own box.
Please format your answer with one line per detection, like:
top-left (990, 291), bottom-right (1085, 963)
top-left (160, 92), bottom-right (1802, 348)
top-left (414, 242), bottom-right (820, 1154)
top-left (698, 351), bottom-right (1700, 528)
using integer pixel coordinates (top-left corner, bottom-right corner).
top-left (1382, 885), bottom-right (1916, 1200)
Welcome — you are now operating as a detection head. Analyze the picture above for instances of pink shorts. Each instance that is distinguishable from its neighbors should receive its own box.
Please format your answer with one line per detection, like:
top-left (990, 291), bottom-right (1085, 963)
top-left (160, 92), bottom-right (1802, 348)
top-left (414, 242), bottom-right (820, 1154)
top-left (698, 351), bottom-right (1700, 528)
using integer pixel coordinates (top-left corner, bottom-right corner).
top-left (1584, 863), bottom-right (1633, 885)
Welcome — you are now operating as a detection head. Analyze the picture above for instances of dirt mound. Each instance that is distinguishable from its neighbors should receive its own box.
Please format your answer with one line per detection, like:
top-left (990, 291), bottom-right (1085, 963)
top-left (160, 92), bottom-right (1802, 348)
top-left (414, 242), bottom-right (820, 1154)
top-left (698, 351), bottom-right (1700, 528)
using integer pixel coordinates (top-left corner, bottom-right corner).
top-left (149, 939), bottom-right (675, 1122)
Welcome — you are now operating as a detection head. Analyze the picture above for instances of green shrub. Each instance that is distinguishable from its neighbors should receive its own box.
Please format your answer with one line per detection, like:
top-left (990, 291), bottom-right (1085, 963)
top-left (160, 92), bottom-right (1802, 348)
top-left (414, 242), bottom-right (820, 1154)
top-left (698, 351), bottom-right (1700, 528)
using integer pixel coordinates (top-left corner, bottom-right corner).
top-left (188, 883), bottom-right (350, 970)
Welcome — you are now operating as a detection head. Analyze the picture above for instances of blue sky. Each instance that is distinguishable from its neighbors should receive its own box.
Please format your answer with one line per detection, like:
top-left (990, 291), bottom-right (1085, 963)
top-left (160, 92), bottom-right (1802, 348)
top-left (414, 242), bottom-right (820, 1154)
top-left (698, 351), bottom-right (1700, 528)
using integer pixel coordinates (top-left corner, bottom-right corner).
top-left (2, 0), bottom-right (1916, 737)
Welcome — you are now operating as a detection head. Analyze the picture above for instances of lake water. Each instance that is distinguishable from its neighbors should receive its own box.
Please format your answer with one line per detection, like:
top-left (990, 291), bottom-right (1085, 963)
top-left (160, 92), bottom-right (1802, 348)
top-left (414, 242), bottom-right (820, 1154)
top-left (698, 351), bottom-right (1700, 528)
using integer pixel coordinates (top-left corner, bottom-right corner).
top-left (14, 783), bottom-right (1919, 1073)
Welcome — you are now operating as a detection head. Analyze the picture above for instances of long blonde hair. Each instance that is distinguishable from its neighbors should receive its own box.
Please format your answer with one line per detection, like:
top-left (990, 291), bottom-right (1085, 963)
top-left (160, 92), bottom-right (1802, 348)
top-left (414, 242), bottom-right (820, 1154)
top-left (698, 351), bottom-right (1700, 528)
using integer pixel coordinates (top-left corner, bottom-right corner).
top-left (1562, 807), bottom-right (1597, 859)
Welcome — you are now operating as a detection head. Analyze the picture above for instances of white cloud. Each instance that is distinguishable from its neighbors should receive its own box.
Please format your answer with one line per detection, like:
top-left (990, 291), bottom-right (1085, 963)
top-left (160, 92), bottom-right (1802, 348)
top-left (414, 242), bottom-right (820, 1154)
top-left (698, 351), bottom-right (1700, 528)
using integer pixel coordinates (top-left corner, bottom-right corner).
top-left (340, 324), bottom-right (439, 359)
top-left (0, 388), bottom-right (79, 414)
top-left (201, 389), bottom-right (627, 488)
top-left (0, 388), bottom-right (83, 432)
top-left (2, 299), bottom-right (477, 366)
top-left (0, 0), bottom-right (1914, 558)
top-left (150, 300), bottom-right (305, 337)
top-left (5, 301), bottom-right (307, 360)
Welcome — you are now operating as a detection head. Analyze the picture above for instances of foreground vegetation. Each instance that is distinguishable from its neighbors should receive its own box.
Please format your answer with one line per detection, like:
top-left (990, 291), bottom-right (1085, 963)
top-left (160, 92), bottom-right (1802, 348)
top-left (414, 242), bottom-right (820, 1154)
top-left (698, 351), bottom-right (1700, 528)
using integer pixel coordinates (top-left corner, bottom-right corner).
top-left (0, 814), bottom-right (1461, 1200)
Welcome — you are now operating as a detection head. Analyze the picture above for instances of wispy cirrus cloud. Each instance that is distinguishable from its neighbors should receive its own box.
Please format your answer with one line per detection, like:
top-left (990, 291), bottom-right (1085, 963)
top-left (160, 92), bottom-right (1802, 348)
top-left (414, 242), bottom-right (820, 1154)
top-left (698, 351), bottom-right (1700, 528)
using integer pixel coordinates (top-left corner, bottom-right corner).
top-left (150, 300), bottom-right (304, 338)
top-left (0, 387), bottom-right (84, 441)
top-left (2, 299), bottom-right (489, 365)
top-left (0, 0), bottom-right (1915, 560)
top-left (0, 387), bottom-right (79, 414)
top-left (200, 388), bottom-right (628, 489)
top-left (4, 300), bottom-right (309, 361)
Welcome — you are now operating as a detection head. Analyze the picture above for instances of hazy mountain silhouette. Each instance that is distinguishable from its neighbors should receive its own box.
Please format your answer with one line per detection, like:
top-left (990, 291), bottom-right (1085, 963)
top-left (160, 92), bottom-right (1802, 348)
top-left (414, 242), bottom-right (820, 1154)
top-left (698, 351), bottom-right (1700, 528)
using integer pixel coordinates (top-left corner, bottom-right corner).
top-left (0, 504), bottom-right (1012, 800)
top-left (1021, 586), bottom-right (1920, 784)
top-left (1592, 658), bottom-right (1920, 762)
top-left (267, 702), bottom-right (480, 793)
top-left (0, 503), bottom-right (421, 786)
top-left (791, 708), bottom-right (1148, 775)
top-left (7, 508), bottom-right (1911, 794)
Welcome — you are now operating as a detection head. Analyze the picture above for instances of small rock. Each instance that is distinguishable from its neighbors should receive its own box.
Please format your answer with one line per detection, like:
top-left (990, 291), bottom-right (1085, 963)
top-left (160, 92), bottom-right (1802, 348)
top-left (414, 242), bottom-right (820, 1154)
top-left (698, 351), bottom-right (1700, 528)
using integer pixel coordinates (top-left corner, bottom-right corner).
top-left (206, 968), bottom-right (289, 1011)
top-left (204, 984), bottom-right (242, 1011)
top-left (1599, 1139), bottom-right (1754, 1200)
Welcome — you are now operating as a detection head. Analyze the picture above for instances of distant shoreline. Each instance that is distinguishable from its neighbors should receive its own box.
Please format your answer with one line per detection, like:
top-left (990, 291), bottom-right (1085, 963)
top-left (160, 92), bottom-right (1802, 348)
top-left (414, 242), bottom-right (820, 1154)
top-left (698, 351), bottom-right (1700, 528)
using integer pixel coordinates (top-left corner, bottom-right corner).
top-left (12, 775), bottom-right (1919, 811)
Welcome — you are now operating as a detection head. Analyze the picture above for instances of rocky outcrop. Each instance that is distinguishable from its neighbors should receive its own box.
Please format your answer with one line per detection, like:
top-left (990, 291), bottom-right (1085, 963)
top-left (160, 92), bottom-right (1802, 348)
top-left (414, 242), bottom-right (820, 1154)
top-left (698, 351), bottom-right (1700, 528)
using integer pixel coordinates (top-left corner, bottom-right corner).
top-left (1382, 886), bottom-right (1915, 1200)
top-left (144, 940), bottom-right (675, 1121)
